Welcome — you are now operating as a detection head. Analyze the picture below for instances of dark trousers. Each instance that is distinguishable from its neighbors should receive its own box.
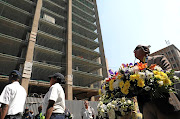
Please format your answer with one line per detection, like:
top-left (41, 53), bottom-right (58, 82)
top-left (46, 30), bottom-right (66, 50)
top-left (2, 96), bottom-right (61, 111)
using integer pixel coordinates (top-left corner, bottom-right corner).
top-left (5, 115), bottom-right (22, 119)
top-left (50, 113), bottom-right (65, 119)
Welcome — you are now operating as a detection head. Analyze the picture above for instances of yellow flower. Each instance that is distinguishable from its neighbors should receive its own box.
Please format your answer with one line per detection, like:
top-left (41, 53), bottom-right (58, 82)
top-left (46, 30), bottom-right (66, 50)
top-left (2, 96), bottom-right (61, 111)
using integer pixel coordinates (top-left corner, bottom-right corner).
top-left (130, 75), bottom-right (136, 82)
top-left (109, 84), bottom-right (114, 91)
top-left (163, 78), bottom-right (172, 86)
top-left (117, 74), bottom-right (122, 79)
top-left (137, 79), bottom-right (145, 87)
top-left (119, 80), bottom-right (124, 88)
top-left (124, 80), bottom-right (130, 89)
top-left (153, 70), bottom-right (160, 75)
top-left (161, 72), bottom-right (168, 79)
top-left (103, 85), bottom-right (106, 89)
top-left (154, 75), bottom-right (162, 80)
top-left (121, 87), bottom-right (129, 95)
top-left (135, 74), bottom-right (140, 81)
top-left (99, 89), bottom-right (102, 95)
top-left (111, 93), bottom-right (114, 97)
top-left (123, 88), bottom-right (129, 95)
top-left (109, 79), bottom-right (114, 91)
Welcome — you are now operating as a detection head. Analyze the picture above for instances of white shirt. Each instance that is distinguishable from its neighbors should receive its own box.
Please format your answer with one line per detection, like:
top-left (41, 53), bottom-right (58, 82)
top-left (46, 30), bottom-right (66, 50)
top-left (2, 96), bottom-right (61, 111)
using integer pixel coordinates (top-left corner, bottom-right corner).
top-left (42, 83), bottom-right (65, 115)
top-left (0, 81), bottom-right (27, 115)
top-left (81, 106), bottom-right (95, 119)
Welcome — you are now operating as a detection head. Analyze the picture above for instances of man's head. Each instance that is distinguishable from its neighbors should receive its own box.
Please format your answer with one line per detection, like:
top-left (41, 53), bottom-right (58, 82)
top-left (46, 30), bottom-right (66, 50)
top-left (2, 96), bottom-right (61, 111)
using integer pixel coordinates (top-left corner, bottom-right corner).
top-left (134, 45), bottom-right (150, 61)
top-left (9, 70), bottom-right (22, 83)
top-left (48, 72), bottom-right (66, 86)
top-left (38, 105), bottom-right (42, 113)
top-left (84, 100), bottom-right (89, 108)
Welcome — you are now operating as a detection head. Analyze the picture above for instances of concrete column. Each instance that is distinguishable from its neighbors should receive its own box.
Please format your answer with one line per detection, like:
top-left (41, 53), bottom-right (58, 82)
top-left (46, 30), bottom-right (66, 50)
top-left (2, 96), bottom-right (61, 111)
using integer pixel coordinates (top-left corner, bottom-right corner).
top-left (93, 0), bottom-right (108, 78)
top-left (65, 0), bottom-right (73, 100)
top-left (21, 0), bottom-right (42, 93)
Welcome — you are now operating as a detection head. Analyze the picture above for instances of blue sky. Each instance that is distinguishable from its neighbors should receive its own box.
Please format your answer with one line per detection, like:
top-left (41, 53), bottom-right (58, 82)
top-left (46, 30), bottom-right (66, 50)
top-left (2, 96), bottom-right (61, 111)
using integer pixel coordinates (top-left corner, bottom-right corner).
top-left (96, 0), bottom-right (180, 71)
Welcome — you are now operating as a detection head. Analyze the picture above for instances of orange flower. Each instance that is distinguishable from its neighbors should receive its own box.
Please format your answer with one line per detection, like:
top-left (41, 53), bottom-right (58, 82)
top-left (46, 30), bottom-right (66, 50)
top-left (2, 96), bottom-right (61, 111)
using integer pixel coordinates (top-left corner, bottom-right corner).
top-left (149, 64), bottom-right (157, 70)
top-left (137, 62), bottom-right (147, 70)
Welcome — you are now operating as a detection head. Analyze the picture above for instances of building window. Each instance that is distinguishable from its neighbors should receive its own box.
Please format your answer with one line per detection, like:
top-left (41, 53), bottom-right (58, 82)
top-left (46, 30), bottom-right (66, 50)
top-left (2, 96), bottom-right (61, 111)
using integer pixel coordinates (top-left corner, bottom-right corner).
top-left (170, 58), bottom-right (174, 62)
top-left (174, 57), bottom-right (177, 61)
top-left (166, 52), bottom-right (169, 56)
top-left (168, 51), bottom-right (171, 55)
top-left (173, 64), bottom-right (177, 68)
top-left (177, 63), bottom-right (179, 67)
top-left (171, 50), bottom-right (174, 54)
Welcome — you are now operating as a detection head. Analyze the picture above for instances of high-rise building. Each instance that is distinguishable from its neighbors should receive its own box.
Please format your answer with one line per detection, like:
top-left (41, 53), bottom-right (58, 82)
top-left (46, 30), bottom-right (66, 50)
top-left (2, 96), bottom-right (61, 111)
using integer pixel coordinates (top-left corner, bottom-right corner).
top-left (0, 0), bottom-right (108, 100)
top-left (150, 44), bottom-right (180, 71)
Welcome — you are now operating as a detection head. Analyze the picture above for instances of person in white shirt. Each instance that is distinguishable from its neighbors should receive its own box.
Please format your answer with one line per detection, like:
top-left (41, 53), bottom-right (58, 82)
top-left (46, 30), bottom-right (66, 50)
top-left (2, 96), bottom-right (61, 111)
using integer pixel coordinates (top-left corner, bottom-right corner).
top-left (81, 100), bottom-right (95, 119)
top-left (0, 70), bottom-right (27, 119)
top-left (42, 72), bottom-right (66, 119)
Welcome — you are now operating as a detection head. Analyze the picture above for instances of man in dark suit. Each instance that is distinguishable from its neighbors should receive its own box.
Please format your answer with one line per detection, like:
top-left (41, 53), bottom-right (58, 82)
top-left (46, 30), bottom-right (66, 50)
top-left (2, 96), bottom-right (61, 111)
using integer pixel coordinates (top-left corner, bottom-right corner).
top-left (134, 45), bottom-right (180, 119)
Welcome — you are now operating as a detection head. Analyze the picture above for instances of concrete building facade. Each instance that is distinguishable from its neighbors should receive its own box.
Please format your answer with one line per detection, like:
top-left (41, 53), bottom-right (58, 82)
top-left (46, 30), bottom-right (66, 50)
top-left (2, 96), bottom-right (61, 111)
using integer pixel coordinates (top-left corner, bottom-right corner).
top-left (0, 0), bottom-right (108, 100)
top-left (150, 44), bottom-right (180, 71)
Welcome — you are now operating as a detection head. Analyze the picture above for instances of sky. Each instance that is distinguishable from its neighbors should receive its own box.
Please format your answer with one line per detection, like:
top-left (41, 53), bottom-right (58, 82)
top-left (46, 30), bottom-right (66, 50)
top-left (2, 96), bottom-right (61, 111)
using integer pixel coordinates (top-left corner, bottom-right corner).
top-left (96, 0), bottom-right (180, 71)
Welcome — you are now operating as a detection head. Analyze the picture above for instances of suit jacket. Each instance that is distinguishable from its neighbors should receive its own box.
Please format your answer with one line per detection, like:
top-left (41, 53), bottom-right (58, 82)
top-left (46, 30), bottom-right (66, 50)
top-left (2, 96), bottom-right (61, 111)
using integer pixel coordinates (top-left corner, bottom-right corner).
top-left (148, 55), bottom-right (172, 70)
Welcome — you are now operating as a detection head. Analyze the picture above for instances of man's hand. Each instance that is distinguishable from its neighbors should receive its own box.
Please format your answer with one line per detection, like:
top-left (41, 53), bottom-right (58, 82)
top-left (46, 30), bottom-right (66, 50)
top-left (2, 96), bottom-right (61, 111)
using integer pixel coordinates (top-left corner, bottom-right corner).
top-left (0, 104), bottom-right (9, 119)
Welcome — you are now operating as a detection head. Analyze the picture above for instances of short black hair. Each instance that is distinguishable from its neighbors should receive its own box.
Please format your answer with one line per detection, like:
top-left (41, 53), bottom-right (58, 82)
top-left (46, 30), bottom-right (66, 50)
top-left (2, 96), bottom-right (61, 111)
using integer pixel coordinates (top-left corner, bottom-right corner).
top-left (48, 72), bottom-right (66, 84)
top-left (9, 70), bottom-right (22, 80)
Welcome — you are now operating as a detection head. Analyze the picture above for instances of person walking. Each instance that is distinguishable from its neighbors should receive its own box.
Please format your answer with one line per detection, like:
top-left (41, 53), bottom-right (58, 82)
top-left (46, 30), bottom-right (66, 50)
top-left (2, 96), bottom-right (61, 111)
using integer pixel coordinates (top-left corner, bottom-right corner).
top-left (0, 70), bottom-right (27, 119)
top-left (42, 72), bottom-right (66, 119)
top-left (81, 100), bottom-right (95, 119)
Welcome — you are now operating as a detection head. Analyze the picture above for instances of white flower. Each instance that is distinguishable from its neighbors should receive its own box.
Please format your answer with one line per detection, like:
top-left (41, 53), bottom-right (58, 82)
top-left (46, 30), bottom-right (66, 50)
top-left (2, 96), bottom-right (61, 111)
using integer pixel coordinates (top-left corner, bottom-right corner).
top-left (150, 79), bottom-right (154, 83)
top-left (173, 76), bottom-right (179, 81)
top-left (100, 108), bottom-right (104, 113)
top-left (132, 66), bottom-right (139, 73)
top-left (127, 100), bottom-right (132, 104)
top-left (112, 100), bottom-right (117, 105)
top-left (144, 86), bottom-right (151, 91)
top-left (113, 79), bottom-right (120, 89)
top-left (120, 97), bottom-right (126, 102)
top-left (166, 71), bottom-right (170, 73)
top-left (138, 72), bottom-right (146, 79)
top-left (112, 104), bottom-right (115, 109)
top-left (154, 66), bottom-right (162, 71)
top-left (146, 70), bottom-right (154, 79)
top-left (157, 81), bottom-right (163, 86)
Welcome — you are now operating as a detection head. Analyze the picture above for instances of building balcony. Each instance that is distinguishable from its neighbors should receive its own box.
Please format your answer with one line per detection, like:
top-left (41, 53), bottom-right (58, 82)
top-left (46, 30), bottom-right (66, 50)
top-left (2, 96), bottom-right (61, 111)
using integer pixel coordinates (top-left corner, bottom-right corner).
top-left (0, 53), bottom-right (21, 76)
top-left (32, 61), bottom-right (64, 82)
top-left (72, 13), bottom-right (96, 31)
top-left (0, 0), bottom-right (33, 26)
top-left (37, 31), bottom-right (64, 51)
top-left (39, 18), bottom-right (66, 38)
top-left (0, 16), bottom-right (30, 40)
top-left (72, 86), bottom-right (98, 100)
top-left (72, 0), bottom-right (94, 15)
top-left (49, 0), bottom-right (66, 7)
top-left (41, 7), bottom-right (66, 28)
top-left (1, 0), bottom-right (36, 13)
top-left (72, 54), bottom-right (102, 72)
top-left (72, 42), bottom-right (100, 60)
top-left (72, 69), bottom-right (103, 87)
top-left (0, 33), bottom-right (26, 57)
top-left (72, 4), bottom-right (95, 23)
top-left (72, 22), bottom-right (98, 40)
top-left (78, 0), bottom-right (94, 9)
top-left (43, 0), bottom-right (66, 18)
top-left (72, 31), bottom-right (99, 50)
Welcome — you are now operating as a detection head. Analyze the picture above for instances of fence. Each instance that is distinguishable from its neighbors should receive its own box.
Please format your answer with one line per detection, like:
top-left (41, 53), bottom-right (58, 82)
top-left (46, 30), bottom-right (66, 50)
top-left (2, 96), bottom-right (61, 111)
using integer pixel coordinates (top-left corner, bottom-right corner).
top-left (25, 97), bottom-right (99, 119)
